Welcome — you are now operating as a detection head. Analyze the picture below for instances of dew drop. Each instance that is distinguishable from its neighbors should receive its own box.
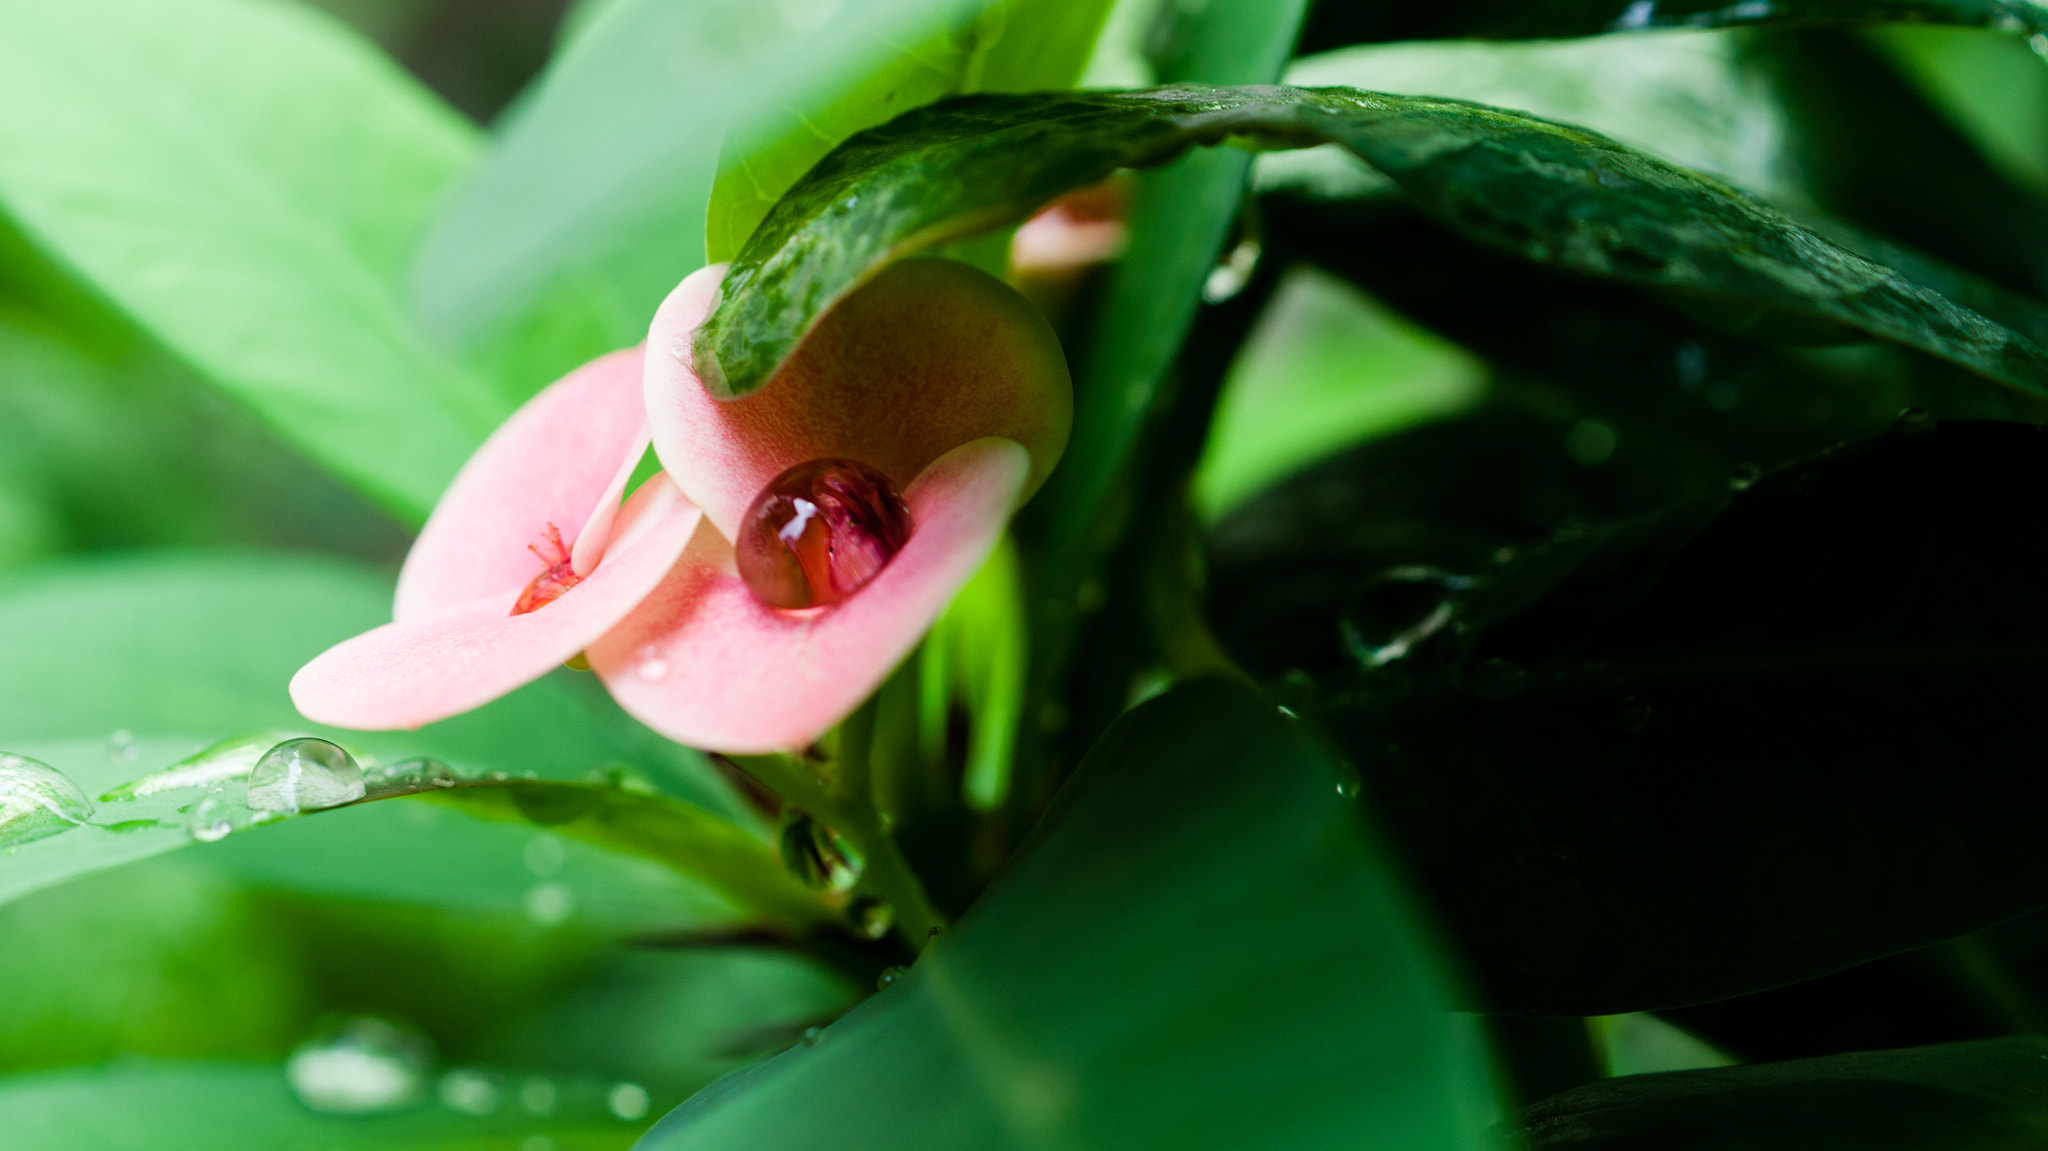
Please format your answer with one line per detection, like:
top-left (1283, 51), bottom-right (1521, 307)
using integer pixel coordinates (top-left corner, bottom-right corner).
top-left (801, 1026), bottom-right (823, 1047)
top-left (107, 729), bottom-right (137, 763)
top-left (520, 1076), bottom-right (558, 1116)
top-left (607, 1082), bottom-right (651, 1121)
top-left (850, 895), bottom-right (894, 940)
top-left (738, 458), bottom-right (912, 609)
top-left (438, 1068), bottom-right (500, 1116)
top-left (1894, 407), bottom-right (1937, 438)
top-left (1467, 657), bottom-right (1528, 701)
top-left (286, 1017), bottom-right (430, 1114)
top-left (876, 964), bottom-right (909, 991)
top-left (777, 811), bottom-right (864, 891)
top-left (186, 793), bottom-right (234, 843)
top-left (633, 643), bottom-right (670, 683)
top-left (248, 738), bottom-right (364, 818)
top-left (1339, 566), bottom-right (1472, 670)
top-left (0, 754), bottom-right (94, 848)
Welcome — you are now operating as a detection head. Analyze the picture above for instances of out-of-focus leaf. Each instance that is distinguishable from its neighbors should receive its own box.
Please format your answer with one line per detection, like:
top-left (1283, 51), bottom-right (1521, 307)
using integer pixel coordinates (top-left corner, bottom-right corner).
top-left (705, 0), bottom-right (1115, 263)
top-left (408, 0), bottom-right (1000, 352)
top-left (694, 84), bottom-right (2048, 399)
top-left (0, 1061), bottom-right (645, 1150)
top-left (1310, 421), bottom-right (2048, 1014)
top-left (1297, 0), bottom-right (2048, 50)
top-left (1872, 25), bottom-right (2048, 201)
top-left (1522, 1037), bottom-right (2048, 1150)
top-left (638, 678), bottom-right (1499, 1151)
top-left (1193, 264), bottom-right (1488, 519)
top-left (0, 555), bottom-right (819, 923)
top-left (0, 0), bottom-right (509, 521)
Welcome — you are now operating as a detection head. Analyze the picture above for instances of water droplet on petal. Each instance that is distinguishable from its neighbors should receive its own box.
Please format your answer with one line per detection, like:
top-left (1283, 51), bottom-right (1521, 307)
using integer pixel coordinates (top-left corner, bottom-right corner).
top-left (519, 1076), bottom-right (558, 1115)
top-left (248, 738), bottom-right (365, 819)
top-left (633, 643), bottom-right (670, 683)
top-left (607, 1082), bottom-right (651, 1121)
top-left (438, 1068), bottom-right (501, 1115)
top-left (777, 811), bottom-right (864, 891)
top-left (0, 754), bottom-right (93, 847)
top-left (108, 729), bottom-right (137, 763)
top-left (875, 964), bottom-right (908, 991)
top-left (850, 895), bottom-right (894, 940)
top-left (186, 793), bottom-right (234, 843)
top-left (1894, 407), bottom-right (1937, 437)
top-left (286, 1017), bottom-right (430, 1114)
top-left (738, 459), bottom-right (912, 609)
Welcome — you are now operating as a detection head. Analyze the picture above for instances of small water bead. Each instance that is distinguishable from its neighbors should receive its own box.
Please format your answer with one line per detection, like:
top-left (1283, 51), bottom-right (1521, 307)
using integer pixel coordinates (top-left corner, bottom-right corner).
top-left (186, 793), bottom-right (234, 843)
top-left (777, 810), bottom-right (864, 892)
top-left (0, 754), bottom-right (94, 848)
top-left (513, 523), bottom-right (582, 615)
top-left (875, 965), bottom-right (909, 991)
top-left (286, 1017), bottom-right (431, 1114)
top-left (248, 738), bottom-right (365, 818)
top-left (738, 458), bottom-right (913, 610)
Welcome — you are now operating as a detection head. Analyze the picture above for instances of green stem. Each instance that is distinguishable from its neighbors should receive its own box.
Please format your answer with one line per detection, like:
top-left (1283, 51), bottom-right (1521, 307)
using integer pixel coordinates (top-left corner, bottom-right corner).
top-left (729, 701), bottom-right (948, 951)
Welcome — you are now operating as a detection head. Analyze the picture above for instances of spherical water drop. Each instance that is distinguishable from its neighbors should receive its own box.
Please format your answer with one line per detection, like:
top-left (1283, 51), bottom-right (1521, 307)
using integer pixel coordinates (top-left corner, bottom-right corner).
top-left (801, 1026), bottom-right (823, 1047)
top-left (607, 1082), bottom-right (651, 1121)
top-left (248, 738), bottom-right (364, 818)
top-left (777, 811), bottom-right (864, 891)
top-left (0, 754), bottom-right (93, 847)
top-left (876, 964), bottom-right (909, 991)
top-left (186, 794), bottom-right (234, 843)
top-left (438, 1068), bottom-right (500, 1115)
top-left (850, 895), bottom-right (894, 940)
top-left (737, 459), bottom-right (912, 609)
top-left (286, 1017), bottom-right (430, 1114)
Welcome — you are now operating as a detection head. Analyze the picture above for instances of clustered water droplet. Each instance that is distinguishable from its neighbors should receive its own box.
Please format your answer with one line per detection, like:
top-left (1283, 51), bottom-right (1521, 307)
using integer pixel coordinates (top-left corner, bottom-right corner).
top-left (286, 1017), bottom-right (432, 1114)
top-left (248, 738), bottom-right (366, 818)
top-left (737, 458), bottom-right (913, 610)
top-left (0, 753), bottom-right (94, 848)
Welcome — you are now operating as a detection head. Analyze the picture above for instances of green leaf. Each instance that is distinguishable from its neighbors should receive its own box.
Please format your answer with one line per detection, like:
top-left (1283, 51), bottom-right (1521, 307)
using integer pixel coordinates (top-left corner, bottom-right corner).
top-left (1309, 420), bottom-right (2048, 1014)
top-left (1522, 1037), bottom-right (2048, 1150)
top-left (693, 84), bottom-right (2048, 401)
top-left (0, 1061), bottom-right (645, 1150)
top-left (0, 0), bottom-right (513, 521)
top-left (1296, 0), bottom-right (2048, 49)
top-left (408, 0), bottom-right (1000, 351)
top-left (705, 0), bottom-right (1116, 263)
top-left (638, 679), bottom-right (1500, 1151)
top-left (0, 554), bottom-right (818, 924)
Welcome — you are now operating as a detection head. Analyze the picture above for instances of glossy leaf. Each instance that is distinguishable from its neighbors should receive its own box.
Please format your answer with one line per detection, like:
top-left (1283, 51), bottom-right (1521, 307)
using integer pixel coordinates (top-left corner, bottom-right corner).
top-left (1522, 1037), bottom-right (2048, 1150)
top-left (638, 678), bottom-right (1498, 1151)
top-left (409, 0), bottom-right (994, 350)
top-left (0, 554), bottom-right (815, 923)
top-left (693, 84), bottom-right (2048, 400)
top-left (1296, 0), bottom-right (2048, 50)
top-left (1309, 421), bottom-right (2048, 1014)
top-left (0, 1061), bottom-right (644, 1150)
top-left (0, 0), bottom-right (505, 521)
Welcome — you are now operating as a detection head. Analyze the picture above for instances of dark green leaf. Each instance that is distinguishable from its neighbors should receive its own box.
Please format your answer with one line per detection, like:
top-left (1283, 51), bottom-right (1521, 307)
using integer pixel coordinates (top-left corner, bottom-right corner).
top-left (1310, 420), bottom-right (2048, 1014)
top-left (1522, 1037), bottom-right (2048, 1150)
top-left (1298, 0), bottom-right (2048, 50)
top-left (0, 1061), bottom-right (644, 1150)
top-left (695, 84), bottom-right (2048, 401)
top-left (637, 679), bottom-right (1498, 1151)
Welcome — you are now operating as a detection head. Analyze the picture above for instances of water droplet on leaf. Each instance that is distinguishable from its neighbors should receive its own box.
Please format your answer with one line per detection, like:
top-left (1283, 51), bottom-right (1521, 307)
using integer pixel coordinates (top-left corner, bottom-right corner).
top-left (738, 459), bottom-right (912, 609)
top-left (248, 738), bottom-right (364, 818)
top-left (0, 754), bottom-right (93, 847)
top-left (186, 793), bottom-right (234, 843)
top-left (286, 1017), bottom-right (430, 1114)
top-left (777, 811), bottom-right (864, 891)
top-left (1728, 462), bottom-right (1762, 491)
top-left (876, 964), bottom-right (908, 991)
top-left (607, 1082), bottom-right (651, 1122)
top-left (850, 895), bottom-right (894, 940)
top-left (1339, 566), bottom-right (1471, 670)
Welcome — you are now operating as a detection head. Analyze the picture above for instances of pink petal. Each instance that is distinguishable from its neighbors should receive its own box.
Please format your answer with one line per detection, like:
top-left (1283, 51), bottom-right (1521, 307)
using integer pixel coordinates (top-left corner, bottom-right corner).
top-left (646, 259), bottom-right (1070, 540)
top-left (396, 347), bottom-right (649, 622)
top-left (292, 476), bottom-right (703, 730)
top-left (589, 438), bottom-right (1029, 753)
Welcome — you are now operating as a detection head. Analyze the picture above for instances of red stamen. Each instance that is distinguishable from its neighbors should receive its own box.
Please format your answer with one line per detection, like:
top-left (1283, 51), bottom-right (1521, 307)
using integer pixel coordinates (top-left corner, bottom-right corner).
top-left (512, 523), bottom-right (583, 615)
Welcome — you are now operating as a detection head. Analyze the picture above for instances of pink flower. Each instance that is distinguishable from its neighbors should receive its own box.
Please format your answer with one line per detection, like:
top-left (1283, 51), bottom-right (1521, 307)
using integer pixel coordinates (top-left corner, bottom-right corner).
top-left (291, 258), bottom-right (1070, 754)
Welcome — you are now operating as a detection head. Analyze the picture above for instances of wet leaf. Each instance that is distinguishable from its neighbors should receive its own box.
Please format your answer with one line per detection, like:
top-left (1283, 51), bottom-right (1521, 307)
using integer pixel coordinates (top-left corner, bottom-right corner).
top-left (695, 84), bottom-right (2048, 402)
top-left (1297, 0), bottom-right (2048, 50)
top-left (1311, 420), bottom-right (2048, 1014)
top-left (1522, 1037), bottom-right (2048, 1150)
top-left (637, 679), bottom-right (1499, 1151)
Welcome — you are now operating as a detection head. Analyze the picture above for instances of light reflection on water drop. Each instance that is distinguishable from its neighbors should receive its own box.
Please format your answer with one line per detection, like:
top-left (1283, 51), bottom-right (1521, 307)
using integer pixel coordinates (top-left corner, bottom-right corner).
top-left (186, 793), bottom-right (234, 843)
top-left (248, 738), bottom-right (365, 818)
top-left (286, 1017), bottom-right (431, 1114)
top-left (0, 753), bottom-right (94, 848)
top-left (1339, 566), bottom-right (1473, 671)
top-left (633, 643), bottom-right (670, 683)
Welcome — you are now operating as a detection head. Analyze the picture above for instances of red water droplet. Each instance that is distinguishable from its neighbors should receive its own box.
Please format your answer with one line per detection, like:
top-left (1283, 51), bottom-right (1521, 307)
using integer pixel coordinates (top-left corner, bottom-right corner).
top-left (512, 523), bottom-right (582, 615)
top-left (738, 459), bottom-right (913, 609)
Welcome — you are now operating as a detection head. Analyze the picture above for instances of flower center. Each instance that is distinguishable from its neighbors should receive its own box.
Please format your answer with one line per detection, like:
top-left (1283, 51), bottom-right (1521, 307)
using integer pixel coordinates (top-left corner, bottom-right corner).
top-left (512, 523), bottom-right (582, 615)
top-left (738, 458), bottom-right (913, 609)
